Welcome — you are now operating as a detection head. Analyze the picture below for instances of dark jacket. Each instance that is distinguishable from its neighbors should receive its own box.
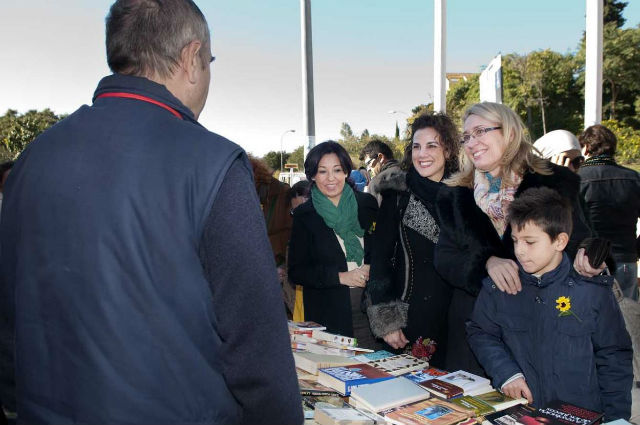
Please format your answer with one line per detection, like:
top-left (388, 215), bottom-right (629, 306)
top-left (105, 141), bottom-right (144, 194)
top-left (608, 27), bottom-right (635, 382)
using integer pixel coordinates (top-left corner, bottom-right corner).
top-left (434, 164), bottom-right (593, 374)
top-left (368, 159), bottom-right (402, 204)
top-left (578, 159), bottom-right (640, 263)
top-left (288, 191), bottom-right (377, 337)
top-left (366, 167), bottom-right (452, 367)
top-left (0, 74), bottom-right (302, 424)
top-left (467, 254), bottom-right (633, 421)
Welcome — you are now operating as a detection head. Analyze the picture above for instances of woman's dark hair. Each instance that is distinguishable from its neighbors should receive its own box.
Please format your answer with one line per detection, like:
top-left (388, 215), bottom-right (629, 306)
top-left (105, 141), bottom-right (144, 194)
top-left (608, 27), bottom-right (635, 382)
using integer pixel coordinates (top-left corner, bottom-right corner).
top-left (304, 141), bottom-right (353, 182)
top-left (579, 124), bottom-right (617, 157)
top-left (401, 112), bottom-right (460, 177)
top-left (287, 180), bottom-right (310, 203)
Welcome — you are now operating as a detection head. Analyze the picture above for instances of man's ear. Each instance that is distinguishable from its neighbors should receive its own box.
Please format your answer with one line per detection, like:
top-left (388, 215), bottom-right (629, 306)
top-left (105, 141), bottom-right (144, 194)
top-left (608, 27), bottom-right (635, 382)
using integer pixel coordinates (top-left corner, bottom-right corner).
top-left (181, 40), bottom-right (203, 84)
top-left (554, 232), bottom-right (569, 252)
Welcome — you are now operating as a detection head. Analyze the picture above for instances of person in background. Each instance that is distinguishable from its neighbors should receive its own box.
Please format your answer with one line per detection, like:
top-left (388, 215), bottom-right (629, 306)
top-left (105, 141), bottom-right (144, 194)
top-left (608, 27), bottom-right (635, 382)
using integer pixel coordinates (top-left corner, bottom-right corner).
top-left (349, 169), bottom-right (368, 191)
top-left (578, 124), bottom-right (640, 301)
top-left (366, 112), bottom-right (459, 368)
top-left (249, 156), bottom-right (292, 272)
top-left (360, 139), bottom-right (400, 203)
top-left (533, 129), bottom-right (584, 172)
top-left (467, 187), bottom-right (632, 421)
top-left (288, 141), bottom-right (379, 348)
top-left (435, 102), bottom-right (595, 375)
top-left (0, 1), bottom-right (302, 423)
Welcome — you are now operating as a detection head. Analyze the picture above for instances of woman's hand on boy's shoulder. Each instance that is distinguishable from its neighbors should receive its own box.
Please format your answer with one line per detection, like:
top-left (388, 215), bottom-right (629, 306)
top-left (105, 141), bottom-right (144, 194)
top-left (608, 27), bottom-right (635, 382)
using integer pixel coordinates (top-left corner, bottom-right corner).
top-left (573, 248), bottom-right (606, 277)
top-left (502, 377), bottom-right (533, 404)
top-left (486, 256), bottom-right (522, 295)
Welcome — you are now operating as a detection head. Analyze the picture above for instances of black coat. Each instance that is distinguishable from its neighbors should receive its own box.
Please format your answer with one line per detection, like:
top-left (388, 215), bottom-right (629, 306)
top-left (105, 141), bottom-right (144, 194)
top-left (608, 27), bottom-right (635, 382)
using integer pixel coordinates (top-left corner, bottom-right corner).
top-left (367, 168), bottom-right (452, 368)
top-left (434, 164), bottom-right (593, 374)
top-left (288, 191), bottom-right (378, 337)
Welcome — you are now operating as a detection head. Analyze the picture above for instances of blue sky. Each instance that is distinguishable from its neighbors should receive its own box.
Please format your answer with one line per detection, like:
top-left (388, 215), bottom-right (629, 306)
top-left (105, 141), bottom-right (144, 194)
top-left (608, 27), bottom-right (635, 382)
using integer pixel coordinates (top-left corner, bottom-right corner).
top-left (1, 0), bottom-right (639, 156)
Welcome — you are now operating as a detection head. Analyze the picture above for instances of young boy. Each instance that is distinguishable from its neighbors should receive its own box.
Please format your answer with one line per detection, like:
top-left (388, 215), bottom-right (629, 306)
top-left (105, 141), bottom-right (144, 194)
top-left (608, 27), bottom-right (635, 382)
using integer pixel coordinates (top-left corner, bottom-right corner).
top-left (466, 187), bottom-right (632, 421)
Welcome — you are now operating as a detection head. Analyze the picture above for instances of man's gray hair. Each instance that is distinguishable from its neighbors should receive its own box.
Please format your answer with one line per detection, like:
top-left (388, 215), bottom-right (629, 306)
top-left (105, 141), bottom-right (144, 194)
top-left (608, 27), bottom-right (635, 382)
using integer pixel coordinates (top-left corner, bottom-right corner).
top-left (106, 0), bottom-right (210, 79)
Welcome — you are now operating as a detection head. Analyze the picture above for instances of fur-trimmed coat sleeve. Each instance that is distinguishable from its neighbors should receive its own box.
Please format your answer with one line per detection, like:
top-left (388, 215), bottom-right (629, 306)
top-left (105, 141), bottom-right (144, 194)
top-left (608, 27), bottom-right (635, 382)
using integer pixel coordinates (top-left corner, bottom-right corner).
top-left (434, 186), bottom-right (505, 297)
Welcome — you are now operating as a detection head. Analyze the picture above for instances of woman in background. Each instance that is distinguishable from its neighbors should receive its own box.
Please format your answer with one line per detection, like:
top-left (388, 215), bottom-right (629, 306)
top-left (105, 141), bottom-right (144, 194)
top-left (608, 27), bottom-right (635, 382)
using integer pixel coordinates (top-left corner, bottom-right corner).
top-left (366, 112), bottom-right (459, 368)
top-left (288, 141), bottom-right (379, 348)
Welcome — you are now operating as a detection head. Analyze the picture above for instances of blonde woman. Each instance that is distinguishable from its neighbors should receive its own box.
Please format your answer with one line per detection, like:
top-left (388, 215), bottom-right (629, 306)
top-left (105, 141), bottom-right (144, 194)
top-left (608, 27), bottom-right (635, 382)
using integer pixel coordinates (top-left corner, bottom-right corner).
top-left (434, 102), bottom-right (596, 375)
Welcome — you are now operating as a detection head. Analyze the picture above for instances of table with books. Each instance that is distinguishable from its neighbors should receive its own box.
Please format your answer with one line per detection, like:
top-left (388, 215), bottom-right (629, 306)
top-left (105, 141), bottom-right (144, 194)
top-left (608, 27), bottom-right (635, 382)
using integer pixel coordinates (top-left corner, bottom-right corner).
top-left (289, 321), bottom-right (609, 425)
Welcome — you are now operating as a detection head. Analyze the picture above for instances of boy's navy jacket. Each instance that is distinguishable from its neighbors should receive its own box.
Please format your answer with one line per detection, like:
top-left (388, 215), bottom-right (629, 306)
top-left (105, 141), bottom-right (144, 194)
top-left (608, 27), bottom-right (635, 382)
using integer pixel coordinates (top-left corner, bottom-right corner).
top-left (467, 254), bottom-right (633, 421)
top-left (0, 74), bottom-right (302, 424)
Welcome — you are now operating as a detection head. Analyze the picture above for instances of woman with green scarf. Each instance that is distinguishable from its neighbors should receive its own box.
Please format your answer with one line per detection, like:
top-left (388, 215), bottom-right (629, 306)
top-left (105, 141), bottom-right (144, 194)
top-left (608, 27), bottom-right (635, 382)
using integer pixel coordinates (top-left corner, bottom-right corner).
top-left (288, 141), bottom-right (379, 348)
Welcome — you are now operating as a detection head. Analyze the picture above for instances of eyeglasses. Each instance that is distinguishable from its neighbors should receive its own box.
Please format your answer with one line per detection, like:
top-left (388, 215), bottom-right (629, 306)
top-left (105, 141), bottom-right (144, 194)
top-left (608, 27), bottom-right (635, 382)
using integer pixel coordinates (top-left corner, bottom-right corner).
top-left (364, 157), bottom-right (376, 168)
top-left (460, 126), bottom-right (502, 145)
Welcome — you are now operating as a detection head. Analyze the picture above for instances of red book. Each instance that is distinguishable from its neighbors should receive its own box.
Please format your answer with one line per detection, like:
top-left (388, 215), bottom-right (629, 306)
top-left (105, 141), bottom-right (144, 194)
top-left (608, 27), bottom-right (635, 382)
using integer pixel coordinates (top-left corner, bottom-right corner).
top-left (420, 378), bottom-right (464, 399)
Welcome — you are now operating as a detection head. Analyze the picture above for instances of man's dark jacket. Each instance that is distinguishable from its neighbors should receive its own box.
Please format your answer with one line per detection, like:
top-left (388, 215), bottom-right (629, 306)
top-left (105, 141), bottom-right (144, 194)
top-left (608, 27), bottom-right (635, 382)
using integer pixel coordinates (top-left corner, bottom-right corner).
top-left (0, 74), bottom-right (302, 424)
top-left (578, 159), bottom-right (640, 263)
top-left (467, 254), bottom-right (633, 421)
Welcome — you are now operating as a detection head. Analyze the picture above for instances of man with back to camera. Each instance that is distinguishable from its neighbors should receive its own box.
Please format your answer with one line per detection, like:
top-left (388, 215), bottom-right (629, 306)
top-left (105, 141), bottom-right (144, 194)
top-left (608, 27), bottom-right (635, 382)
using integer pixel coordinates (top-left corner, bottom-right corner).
top-left (0, 1), bottom-right (303, 424)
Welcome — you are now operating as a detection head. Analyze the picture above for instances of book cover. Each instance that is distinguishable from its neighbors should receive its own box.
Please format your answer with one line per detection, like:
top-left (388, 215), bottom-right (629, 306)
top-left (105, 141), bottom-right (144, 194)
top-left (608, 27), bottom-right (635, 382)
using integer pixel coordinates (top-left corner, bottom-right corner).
top-left (383, 398), bottom-right (472, 425)
top-left (350, 376), bottom-right (431, 412)
top-left (314, 404), bottom-right (375, 425)
top-left (403, 368), bottom-right (450, 384)
top-left (317, 364), bottom-right (394, 396)
top-left (420, 379), bottom-right (464, 399)
top-left (299, 379), bottom-right (340, 396)
top-left (439, 371), bottom-right (491, 395)
top-left (473, 391), bottom-right (527, 412)
top-left (450, 396), bottom-right (495, 417)
top-left (312, 329), bottom-right (359, 347)
top-left (483, 404), bottom-right (540, 425)
top-left (352, 350), bottom-right (396, 363)
top-left (293, 351), bottom-right (360, 374)
top-left (537, 400), bottom-right (603, 425)
top-left (368, 354), bottom-right (430, 376)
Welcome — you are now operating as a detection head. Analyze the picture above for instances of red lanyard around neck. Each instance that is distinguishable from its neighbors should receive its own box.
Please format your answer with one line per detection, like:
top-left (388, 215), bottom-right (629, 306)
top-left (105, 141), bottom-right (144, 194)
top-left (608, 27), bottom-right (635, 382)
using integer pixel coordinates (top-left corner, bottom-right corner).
top-left (96, 92), bottom-right (183, 120)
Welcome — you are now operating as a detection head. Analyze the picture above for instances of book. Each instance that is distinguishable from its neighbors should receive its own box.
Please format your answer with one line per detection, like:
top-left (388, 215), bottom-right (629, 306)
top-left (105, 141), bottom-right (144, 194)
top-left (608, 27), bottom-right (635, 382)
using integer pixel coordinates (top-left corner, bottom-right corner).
top-left (299, 379), bottom-right (340, 396)
top-left (314, 403), bottom-right (375, 425)
top-left (312, 329), bottom-right (358, 347)
top-left (302, 395), bottom-right (351, 420)
top-left (420, 379), bottom-right (464, 399)
top-left (296, 367), bottom-right (318, 381)
top-left (288, 320), bottom-right (327, 332)
top-left (350, 376), bottom-right (431, 412)
top-left (450, 396), bottom-right (495, 417)
top-left (368, 354), bottom-right (430, 376)
top-left (317, 363), bottom-right (394, 396)
top-left (352, 350), bottom-right (397, 363)
top-left (403, 368), bottom-right (450, 384)
top-left (293, 351), bottom-right (360, 375)
top-left (483, 404), bottom-right (540, 425)
top-left (439, 371), bottom-right (492, 396)
top-left (292, 333), bottom-right (375, 352)
top-left (383, 398), bottom-right (473, 425)
top-left (473, 391), bottom-right (527, 412)
top-left (292, 341), bottom-right (361, 356)
top-left (537, 400), bottom-right (604, 425)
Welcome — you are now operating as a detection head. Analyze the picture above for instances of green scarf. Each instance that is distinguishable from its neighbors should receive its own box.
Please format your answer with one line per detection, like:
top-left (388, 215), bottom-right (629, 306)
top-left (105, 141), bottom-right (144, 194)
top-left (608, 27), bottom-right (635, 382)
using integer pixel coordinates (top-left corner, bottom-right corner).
top-left (311, 184), bottom-right (365, 266)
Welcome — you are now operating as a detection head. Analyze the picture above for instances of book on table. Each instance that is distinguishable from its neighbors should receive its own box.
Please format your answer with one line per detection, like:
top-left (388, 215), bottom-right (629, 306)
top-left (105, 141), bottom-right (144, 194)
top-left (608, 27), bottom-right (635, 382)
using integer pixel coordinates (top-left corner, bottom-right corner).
top-left (288, 320), bottom-right (327, 332)
top-left (472, 390), bottom-right (527, 412)
top-left (293, 351), bottom-right (360, 375)
top-left (317, 363), bottom-right (394, 396)
top-left (349, 376), bottom-right (431, 413)
top-left (352, 350), bottom-right (397, 363)
top-left (438, 370), bottom-right (492, 396)
top-left (367, 353), bottom-right (430, 376)
top-left (483, 403), bottom-right (541, 425)
top-left (382, 398), bottom-right (473, 425)
top-left (302, 396), bottom-right (351, 420)
top-left (298, 378), bottom-right (340, 396)
top-left (419, 379), bottom-right (464, 399)
top-left (312, 329), bottom-right (359, 347)
top-left (537, 400), bottom-right (604, 425)
top-left (313, 403), bottom-right (376, 425)
top-left (450, 395), bottom-right (496, 417)
top-left (402, 368), bottom-right (449, 384)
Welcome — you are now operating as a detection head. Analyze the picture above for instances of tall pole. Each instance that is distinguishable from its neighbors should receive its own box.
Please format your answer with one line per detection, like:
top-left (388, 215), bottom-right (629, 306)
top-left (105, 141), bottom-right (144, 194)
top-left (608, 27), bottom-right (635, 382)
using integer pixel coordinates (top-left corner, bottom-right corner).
top-left (584, 0), bottom-right (603, 128)
top-left (433, 0), bottom-right (446, 113)
top-left (280, 129), bottom-right (295, 172)
top-left (301, 0), bottom-right (316, 160)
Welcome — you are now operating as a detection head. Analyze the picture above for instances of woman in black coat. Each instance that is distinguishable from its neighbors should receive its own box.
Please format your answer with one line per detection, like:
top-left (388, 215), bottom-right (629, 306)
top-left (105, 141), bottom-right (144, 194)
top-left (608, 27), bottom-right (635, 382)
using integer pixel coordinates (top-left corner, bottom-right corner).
top-left (435, 102), bottom-right (597, 375)
top-left (366, 113), bottom-right (459, 368)
top-left (288, 141), bottom-right (379, 348)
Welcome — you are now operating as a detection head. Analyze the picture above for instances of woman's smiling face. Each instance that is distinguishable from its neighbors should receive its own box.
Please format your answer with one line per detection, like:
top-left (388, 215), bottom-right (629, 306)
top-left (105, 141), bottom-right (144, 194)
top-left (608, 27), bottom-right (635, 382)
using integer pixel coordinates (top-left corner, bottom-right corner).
top-left (462, 114), bottom-right (508, 177)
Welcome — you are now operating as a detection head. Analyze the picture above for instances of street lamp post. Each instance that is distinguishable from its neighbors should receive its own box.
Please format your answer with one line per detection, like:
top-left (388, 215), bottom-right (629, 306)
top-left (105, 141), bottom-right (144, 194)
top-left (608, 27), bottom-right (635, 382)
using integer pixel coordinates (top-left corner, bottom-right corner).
top-left (280, 129), bottom-right (296, 172)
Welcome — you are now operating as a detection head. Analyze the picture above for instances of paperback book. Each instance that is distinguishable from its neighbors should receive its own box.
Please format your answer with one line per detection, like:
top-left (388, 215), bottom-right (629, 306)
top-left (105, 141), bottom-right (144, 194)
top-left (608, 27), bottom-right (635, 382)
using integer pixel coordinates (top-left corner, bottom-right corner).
top-left (403, 368), bottom-right (450, 384)
top-left (438, 371), bottom-right (492, 396)
top-left (473, 391), bottom-right (527, 412)
top-left (293, 352), bottom-right (360, 375)
top-left (317, 363), bottom-right (394, 396)
top-left (450, 396), bottom-right (495, 417)
top-left (350, 376), bottom-right (431, 412)
top-left (352, 350), bottom-right (396, 363)
top-left (537, 400), bottom-right (604, 425)
top-left (298, 379), bottom-right (340, 396)
top-left (314, 403), bottom-right (375, 425)
top-left (383, 398), bottom-right (473, 425)
top-left (483, 404), bottom-right (540, 425)
top-left (420, 379), bottom-right (464, 399)
top-left (368, 354), bottom-right (430, 376)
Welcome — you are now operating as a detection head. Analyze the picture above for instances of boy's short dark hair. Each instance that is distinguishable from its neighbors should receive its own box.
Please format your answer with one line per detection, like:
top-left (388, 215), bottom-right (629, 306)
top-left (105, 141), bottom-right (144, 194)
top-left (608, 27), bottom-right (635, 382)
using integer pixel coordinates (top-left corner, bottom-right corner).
top-left (578, 124), bottom-right (617, 156)
top-left (508, 187), bottom-right (573, 240)
top-left (359, 139), bottom-right (394, 161)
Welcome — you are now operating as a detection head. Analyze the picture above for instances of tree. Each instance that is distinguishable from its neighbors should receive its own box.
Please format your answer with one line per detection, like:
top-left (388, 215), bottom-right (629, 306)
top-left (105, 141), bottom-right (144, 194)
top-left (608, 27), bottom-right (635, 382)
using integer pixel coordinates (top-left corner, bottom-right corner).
top-left (0, 109), bottom-right (64, 160)
top-left (287, 146), bottom-right (305, 171)
top-left (262, 150), bottom-right (289, 172)
top-left (445, 76), bottom-right (479, 125)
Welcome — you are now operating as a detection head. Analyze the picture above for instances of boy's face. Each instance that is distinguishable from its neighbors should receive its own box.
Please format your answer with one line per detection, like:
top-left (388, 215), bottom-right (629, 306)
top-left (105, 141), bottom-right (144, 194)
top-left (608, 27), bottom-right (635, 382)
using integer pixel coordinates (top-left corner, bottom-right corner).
top-left (511, 221), bottom-right (568, 276)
